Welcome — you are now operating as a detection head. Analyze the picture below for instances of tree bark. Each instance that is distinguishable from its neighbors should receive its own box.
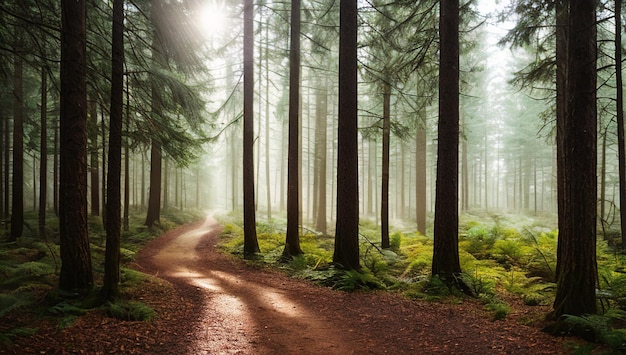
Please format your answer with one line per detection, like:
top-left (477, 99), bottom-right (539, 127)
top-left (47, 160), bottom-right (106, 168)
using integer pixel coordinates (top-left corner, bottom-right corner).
top-left (333, 0), bottom-right (360, 270)
top-left (381, 84), bottom-right (391, 249)
top-left (89, 99), bottom-right (100, 216)
top-left (553, 0), bottom-right (597, 317)
top-left (415, 119), bottom-right (427, 235)
top-left (615, 0), bottom-right (626, 250)
top-left (102, 0), bottom-right (124, 299)
top-left (145, 0), bottom-right (165, 227)
top-left (10, 55), bottom-right (24, 242)
top-left (39, 67), bottom-right (48, 240)
top-left (432, 0), bottom-right (461, 278)
top-left (59, 0), bottom-right (93, 291)
top-left (243, 0), bottom-right (260, 257)
top-left (314, 84), bottom-right (328, 235)
top-left (284, 0), bottom-right (303, 258)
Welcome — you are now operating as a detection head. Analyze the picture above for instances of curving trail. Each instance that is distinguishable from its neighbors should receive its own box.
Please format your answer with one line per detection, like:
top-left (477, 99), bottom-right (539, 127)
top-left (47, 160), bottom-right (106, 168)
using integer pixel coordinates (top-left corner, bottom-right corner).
top-left (136, 215), bottom-right (355, 354)
top-left (135, 215), bottom-right (573, 354)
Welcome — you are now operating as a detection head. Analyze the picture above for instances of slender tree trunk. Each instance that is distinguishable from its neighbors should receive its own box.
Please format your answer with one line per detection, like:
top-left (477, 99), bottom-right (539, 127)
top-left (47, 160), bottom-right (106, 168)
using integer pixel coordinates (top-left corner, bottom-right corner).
top-left (10, 55), bottom-right (24, 242)
top-left (145, 140), bottom-right (162, 226)
top-left (90, 99), bottom-right (100, 216)
top-left (284, 0), bottom-right (303, 258)
top-left (59, 0), bottom-right (93, 291)
top-left (415, 118), bottom-right (427, 235)
top-left (39, 67), bottom-right (48, 239)
top-left (123, 76), bottom-right (130, 231)
top-left (53, 112), bottom-right (58, 215)
top-left (333, 0), bottom-right (360, 270)
top-left (145, 0), bottom-right (164, 227)
top-left (615, 0), bottom-right (626, 250)
top-left (432, 0), bottom-right (461, 278)
top-left (102, 0), bottom-right (124, 299)
top-left (381, 84), bottom-right (391, 249)
top-left (553, 0), bottom-right (597, 318)
top-left (265, 21), bottom-right (272, 221)
top-left (101, 104), bottom-right (107, 224)
top-left (243, 0), bottom-right (260, 257)
top-left (314, 84), bottom-right (328, 235)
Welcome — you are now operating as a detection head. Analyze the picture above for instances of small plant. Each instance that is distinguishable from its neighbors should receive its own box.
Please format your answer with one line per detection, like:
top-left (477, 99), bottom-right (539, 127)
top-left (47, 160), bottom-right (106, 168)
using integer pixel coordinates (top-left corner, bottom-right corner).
top-left (0, 327), bottom-right (38, 346)
top-left (485, 300), bottom-right (511, 321)
top-left (105, 300), bottom-right (155, 321)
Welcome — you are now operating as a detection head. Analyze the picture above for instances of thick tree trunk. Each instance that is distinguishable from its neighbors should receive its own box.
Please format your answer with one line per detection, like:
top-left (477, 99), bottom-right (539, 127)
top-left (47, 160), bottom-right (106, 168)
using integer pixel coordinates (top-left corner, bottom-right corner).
top-left (333, 0), bottom-right (360, 270)
top-left (432, 0), bottom-right (461, 278)
top-left (10, 56), bottom-right (24, 242)
top-left (243, 0), bottom-right (260, 257)
top-left (59, 0), bottom-right (93, 291)
top-left (553, 0), bottom-right (597, 317)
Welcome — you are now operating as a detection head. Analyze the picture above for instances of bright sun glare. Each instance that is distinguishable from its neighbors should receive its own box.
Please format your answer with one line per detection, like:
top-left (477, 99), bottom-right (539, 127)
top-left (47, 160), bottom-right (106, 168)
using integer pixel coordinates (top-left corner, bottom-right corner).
top-left (198, 1), bottom-right (228, 36)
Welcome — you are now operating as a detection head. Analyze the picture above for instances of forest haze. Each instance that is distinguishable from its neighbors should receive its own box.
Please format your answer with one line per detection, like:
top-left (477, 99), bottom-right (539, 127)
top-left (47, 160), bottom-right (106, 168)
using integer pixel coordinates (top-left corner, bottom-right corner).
top-left (1, 0), bottom-right (625, 348)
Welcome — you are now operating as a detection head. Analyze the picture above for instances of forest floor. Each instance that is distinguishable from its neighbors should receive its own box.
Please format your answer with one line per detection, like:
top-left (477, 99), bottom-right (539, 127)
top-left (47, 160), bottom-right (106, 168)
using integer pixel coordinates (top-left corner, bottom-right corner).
top-left (2, 215), bottom-right (587, 354)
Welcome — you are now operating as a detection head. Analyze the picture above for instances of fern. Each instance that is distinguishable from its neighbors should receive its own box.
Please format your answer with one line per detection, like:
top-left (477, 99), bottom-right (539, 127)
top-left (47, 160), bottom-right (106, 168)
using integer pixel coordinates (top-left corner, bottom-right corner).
top-left (105, 300), bottom-right (155, 321)
top-left (0, 327), bottom-right (38, 346)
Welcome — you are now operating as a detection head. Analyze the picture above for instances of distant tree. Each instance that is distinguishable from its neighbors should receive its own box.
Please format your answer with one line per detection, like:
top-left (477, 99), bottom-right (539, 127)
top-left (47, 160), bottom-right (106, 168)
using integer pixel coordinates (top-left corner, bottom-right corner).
top-left (102, 0), bottom-right (124, 300)
top-left (552, 0), bottom-right (597, 317)
top-left (59, 0), bottom-right (93, 291)
top-left (38, 67), bottom-right (47, 239)
top-left (432, 0), bottom-right (461, 278)
top-left (243, 0), bottom-right (260, 258)
top-left (615, 0), bottom-right (626, 251)
top-left (283, 0), bottom-right (303, 259)
top-left (10, 53), bottom-right (24, 242)
top-left (333, 0), bottom-right (360, 271)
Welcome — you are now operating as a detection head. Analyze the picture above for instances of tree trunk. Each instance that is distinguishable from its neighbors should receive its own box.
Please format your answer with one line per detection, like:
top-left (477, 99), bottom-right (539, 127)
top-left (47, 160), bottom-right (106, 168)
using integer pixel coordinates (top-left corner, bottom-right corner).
top-left (145, 139), bottom-right (162, 227)
top-left (415, 119), bottom-right (427, 235)
top-left (381, 84), bottom-right (391, 249)
top-left (59, 0), bottom-right (93, 291)
top-left (53, 112), bottom-right (58, 215)
top-left (145, 0), bottom-right (165, 227)
top-left (333, 0), bottom-right (360, 270)
top-left (39, 67), bottom-right (48, 240)
top-left (243, 0), bottom-right (260, 258)
top-left (615, 0), bottom-right (626, 250)
top-left (284, 0), bottom-right (303, 259)
top-left (432, 0), bottom-right (461, 278)
top-left (553, 0), bottom-right (597, 317)
top-left (102, 0), bottom-right (124, 300)
top-left (123, 76), bottom-right (130, 231)
top-left (89, 99), bottom-right (100, 216)
top-left (101, 104), bottom-right (107, 225)
top-left (314, 84), bottom-right (328, 235)
top-left (10, 55), bottom-right (24, 242)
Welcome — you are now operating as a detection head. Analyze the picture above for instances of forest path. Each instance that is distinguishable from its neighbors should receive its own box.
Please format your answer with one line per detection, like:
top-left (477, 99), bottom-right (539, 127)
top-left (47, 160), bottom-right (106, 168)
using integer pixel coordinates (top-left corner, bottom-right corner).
top-left (135, 215), bottom-right (573, 354)
top-left (136, 215), bottom-right (355, 354)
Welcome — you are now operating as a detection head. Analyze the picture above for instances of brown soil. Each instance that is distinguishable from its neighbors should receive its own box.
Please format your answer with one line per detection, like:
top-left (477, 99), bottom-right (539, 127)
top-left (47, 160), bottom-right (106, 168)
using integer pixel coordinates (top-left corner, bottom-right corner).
top-left (2, 216), bottom-right (582, 354)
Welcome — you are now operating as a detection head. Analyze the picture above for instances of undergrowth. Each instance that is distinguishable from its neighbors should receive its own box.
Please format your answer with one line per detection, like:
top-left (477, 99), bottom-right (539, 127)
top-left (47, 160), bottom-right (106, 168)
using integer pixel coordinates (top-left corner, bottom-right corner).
top-left (0, 208), bottom-right (202, 345)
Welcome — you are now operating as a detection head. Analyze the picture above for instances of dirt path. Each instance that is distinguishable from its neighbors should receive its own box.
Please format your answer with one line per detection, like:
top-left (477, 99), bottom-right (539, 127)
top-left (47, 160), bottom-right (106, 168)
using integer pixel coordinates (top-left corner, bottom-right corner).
top-left (134, 216), bottom-right (575, 354)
